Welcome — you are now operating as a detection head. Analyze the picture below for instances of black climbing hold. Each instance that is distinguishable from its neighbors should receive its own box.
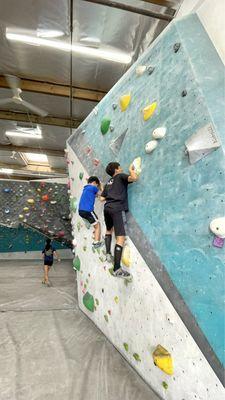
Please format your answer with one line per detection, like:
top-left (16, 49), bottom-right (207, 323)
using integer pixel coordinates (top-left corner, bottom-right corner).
top-left (147, 66), bottom-right (155, 75)
top-left (112, 103), bottom-right (117, 110)
top-left (173, 43), bottom-right (181, 53)
top-left (181, 90), bottom-right (187, 97)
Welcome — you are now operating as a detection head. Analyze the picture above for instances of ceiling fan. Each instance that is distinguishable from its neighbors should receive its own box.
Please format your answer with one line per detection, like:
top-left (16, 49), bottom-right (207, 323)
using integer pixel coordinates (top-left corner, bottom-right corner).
top-left (0, 74), bottom-right (48, 117)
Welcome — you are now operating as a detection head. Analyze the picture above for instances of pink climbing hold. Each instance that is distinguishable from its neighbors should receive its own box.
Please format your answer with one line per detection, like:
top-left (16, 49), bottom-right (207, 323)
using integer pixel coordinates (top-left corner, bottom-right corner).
top-left (93, 158), bottom-right (100, 167)
top-left (57, 231), bottom-right (65, 237)
top-left (67, 181), bottom-right (71, 189)
top-left (213, 236), bottom-right (224, 248)
top-left (85, 146), bottom-right (92, 155)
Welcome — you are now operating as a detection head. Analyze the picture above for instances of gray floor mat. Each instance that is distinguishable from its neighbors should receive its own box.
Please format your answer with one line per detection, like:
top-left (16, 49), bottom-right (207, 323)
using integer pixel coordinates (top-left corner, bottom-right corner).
top-left (0, 260), bottom-right (160, 400)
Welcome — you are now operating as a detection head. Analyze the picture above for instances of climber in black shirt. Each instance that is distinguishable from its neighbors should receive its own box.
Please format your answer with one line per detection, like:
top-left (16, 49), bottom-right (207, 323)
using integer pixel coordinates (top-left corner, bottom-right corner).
top-left (101, 162), bottom-right (139, 280)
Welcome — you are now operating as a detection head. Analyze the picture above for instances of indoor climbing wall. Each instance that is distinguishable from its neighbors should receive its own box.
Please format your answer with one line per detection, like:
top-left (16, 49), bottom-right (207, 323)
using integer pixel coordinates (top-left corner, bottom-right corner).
top-left (0, 179), bottom-right (72, 246)
top-left (0, 224), bottom-right (68, 253)
top-left (67, 12), bottom-right (225, 400)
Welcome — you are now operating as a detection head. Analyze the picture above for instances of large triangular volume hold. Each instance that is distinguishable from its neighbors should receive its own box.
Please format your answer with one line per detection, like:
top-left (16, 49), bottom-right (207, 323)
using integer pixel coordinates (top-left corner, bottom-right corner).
top-left (185, 123), bottom-right (220, 164)
top-left (109, 129), bottom-right (128, 155)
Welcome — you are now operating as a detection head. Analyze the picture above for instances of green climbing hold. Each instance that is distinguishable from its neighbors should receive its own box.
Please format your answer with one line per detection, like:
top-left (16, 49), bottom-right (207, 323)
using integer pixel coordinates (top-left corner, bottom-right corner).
top-left (83, 292), bottom-right (95, 312)
top-left (104, 314), bottom-right (109, 322)
top-left (101, 118), bottom-right (111, 135)
top-left (83, 245), bottom-right (87, 252)
top-left (73, 256), bottom-right (80, 271)
top-left (123, 343), bottom-right (129, 352)
top-left (133, 353), bottom-right (141, 362)
top-left (70, 197), bottom-right (77, 212)
top-left (162, 381), bottom-right (168, 390)
top-left (79, 172), bottom-right (84, 180)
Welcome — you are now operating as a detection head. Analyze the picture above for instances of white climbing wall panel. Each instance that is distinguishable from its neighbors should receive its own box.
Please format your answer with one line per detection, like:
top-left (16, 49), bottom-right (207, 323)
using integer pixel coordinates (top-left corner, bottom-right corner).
top-left (67, 145), bottom-right (224, 400)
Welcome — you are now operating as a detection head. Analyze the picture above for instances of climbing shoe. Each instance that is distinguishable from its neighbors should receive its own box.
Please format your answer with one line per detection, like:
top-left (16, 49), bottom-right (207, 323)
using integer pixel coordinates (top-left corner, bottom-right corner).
top-left (113, 268), bottom-right (132, 281)
top-left (105, 253), bottom-right (114, 263)
top-left (92, 241), bottom-right (103, 249)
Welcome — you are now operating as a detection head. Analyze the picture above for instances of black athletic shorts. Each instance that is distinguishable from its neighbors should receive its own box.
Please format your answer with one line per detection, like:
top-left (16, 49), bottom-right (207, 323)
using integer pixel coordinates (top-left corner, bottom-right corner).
top-left (104, 208), bottom-right (127, 236)
top-left (79, 210), bottom-right (98, 225)
top-left (44, 256), bottom-right (53, 267)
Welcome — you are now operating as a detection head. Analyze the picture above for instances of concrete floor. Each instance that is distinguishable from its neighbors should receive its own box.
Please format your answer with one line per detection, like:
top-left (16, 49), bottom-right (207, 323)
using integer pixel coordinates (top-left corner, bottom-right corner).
top-left (0, 259), bottom-right (160, 400)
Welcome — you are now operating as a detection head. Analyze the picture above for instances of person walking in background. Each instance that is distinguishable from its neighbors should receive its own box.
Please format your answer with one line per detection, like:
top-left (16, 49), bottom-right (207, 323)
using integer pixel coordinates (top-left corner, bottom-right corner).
top-left (42, 238), bottom-right (60, 286)
top-left (101, 162), bottom-right (138, 280)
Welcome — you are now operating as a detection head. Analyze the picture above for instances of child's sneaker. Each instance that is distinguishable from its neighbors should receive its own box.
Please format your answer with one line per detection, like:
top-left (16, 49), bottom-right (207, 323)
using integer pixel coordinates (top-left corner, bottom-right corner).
top-left (113, 268), bottom-right (132, 281)
top-left (105, 253), bottom-right (114, 263)
top-left (92, 241), bottom-right (103, 249)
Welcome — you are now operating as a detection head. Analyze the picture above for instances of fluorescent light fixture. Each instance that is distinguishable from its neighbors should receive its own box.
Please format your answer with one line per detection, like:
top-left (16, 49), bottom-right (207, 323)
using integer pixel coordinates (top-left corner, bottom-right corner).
top-left (0, 168), bottom-right (14, 174)
top-left (6, 30), bottom-right (132, 64)
top-left (6, 125), bottom-right (42, 139)
top-left (25, 153), bottom-right (48, 163)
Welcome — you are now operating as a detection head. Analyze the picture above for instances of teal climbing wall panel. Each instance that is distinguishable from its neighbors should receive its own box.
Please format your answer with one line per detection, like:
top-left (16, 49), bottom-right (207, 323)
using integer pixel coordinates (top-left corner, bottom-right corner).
top-left (68, 13), bottom-right (225, 372)
top-left (0, 224), bottom-right (69, 253)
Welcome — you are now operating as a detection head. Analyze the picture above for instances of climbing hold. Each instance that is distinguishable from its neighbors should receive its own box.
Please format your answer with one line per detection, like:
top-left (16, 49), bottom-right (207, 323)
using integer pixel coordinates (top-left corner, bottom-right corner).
top-left (114, 296), bottom-right (119, 304)
top-left (143, 102), bottom-right (157, 121)
top-left (185, 123), bottom-right (220, 164)
top-left (162, 381), bottom-right (168, 390)
top-left (83, 292), bottom-right (95, 312)
top-left (133, 353), bottom-right (141, 362)
top-left (212, 236), bottom-right (224, 248)
top-left (57, 230), bottom-right (65, 237)
top-left (4, 208), bottom-right (10, 214)
top-left (108, 310), bottom-right (112, 316)
top-left (42, 194), bottom-right (49, 201)
top-left (109, 129), bottom-right (127, 155)
top-left (123, 343), bottom-right (129, 352)
top-left (101, 118), bottom-right (111, 135)
top-left (19, 214), bottom-right (24, 219)
top-left (23, 207), bottom-right (29, 212)
top-left (145, 140), bottom-right (158, 154)
top-left (109, 125), bottom-right (114, 132)
top-left (147, 66), bottom-right (155, 75)
top-left (73, 256), bottom-right (80, 271)
top-left (85, 146), bottom-right (92, 155)
top-left (181, 90), bottom-right (187, 97)
top-left (152, 345), bottom-right (174, 375)
top-left (112, 103), bottom-right (117, 110)
top-left (72, 238), bottom-right (77, 247)
top-left (37, 188), bottom-right (41, 192)
top-left (104, 314), bottom-right (109, 322)
top-left (95, 299), bottom-right (99, 306)
top-left (67, 181), bottom-right (71, 189)
top-left (152, 127), bottom-right (167, 139)
top-left (120, 94), bottom-right (131, 112)
top-left (27, 199), bottom-right (35, 205)
top-left (50, 200), bottom-right (57, 205)
top-left (93, 158), bottom-right (100, 167)
top-left (132, 157), bottom-right (142, 176)
top-left (136, 65), bottom-right (147, 76)
top-left (210, 217), bottom-right (225, 238)
top-left (173, 42), bottom-right (181, 53)
top-left (79, 172), bottom-right (84, 180)
top-left (3, 188), bottom-right (12, 193)
top-left (122, 246), bottom-right (131, 267)
top-left (70, 197), bottom-right (77, 212)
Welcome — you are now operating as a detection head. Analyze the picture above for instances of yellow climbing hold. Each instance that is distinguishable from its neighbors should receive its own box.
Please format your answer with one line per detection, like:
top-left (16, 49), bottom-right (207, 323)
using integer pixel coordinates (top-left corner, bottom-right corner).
top-left (114, 296), bottom-right (119, 304)
top-left (19, 214), bottom-right (24, 219)
top-left (23, 207), bottom-right (29, 212)
top-left (120, 94), bottom-right (131, 112)
top-left (122, 246), bottom-right (131, 267)
top-left (153, 345), bottom-right (174, 375)
top-left (143, 101), bottom-right (157, 121)
top-left (27, 199), bottom-right (35, 205)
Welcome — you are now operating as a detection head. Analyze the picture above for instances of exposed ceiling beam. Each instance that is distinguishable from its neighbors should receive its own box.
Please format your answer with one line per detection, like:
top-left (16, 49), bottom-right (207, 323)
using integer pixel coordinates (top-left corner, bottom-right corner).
top-left (0, 162), bottom-right (66, 175)
top-left (0, 76), bottom-right (106, 102)
top-left (0, 144), bottom-right (65, 157)
top-left (82, 0), bottom-right (174, 21)
top-left (141, 0), bottom-right (176, 10)
top-left (0, 110), bottom-right (81, 128)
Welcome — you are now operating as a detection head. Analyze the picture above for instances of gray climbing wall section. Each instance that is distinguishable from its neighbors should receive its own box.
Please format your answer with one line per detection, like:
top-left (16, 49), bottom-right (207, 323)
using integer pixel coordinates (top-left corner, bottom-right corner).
top-left (0, 180), bottom-right (72, 246)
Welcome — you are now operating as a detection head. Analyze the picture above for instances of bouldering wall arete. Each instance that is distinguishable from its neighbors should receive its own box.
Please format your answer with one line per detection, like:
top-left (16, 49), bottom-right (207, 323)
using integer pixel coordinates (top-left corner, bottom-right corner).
top-left (67, 13), bottom-right (225, 399)
top-left (0, 179), bottom-right (72, 247)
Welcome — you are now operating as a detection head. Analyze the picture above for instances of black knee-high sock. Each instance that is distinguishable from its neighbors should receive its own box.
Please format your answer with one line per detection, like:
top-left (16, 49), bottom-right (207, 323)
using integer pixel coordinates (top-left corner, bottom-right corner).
top-left (114, 244), bottom-right (123, 271)
top-left (105, 234), bottom-right (112, 254)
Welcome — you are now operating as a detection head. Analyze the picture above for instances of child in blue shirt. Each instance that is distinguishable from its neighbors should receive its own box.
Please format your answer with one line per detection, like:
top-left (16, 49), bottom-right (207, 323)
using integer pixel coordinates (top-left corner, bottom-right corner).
top-left (79, 176), bottom-right (102, 248)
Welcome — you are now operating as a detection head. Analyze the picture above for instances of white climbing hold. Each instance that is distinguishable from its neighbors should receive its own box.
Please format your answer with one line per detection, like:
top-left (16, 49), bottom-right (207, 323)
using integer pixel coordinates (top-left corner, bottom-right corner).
top-left (132, 157), bottom-right (142, 176)
top-left (152, 127), bottom-right (166, 139)
top-left (145, 140), bottom-right (158, 154)
top-left (72, 238), bottom-right (77, 247)
top-left (210, 217), bottom-right (225, 238)
top-left (136, 65), bottom-right (147, 76)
